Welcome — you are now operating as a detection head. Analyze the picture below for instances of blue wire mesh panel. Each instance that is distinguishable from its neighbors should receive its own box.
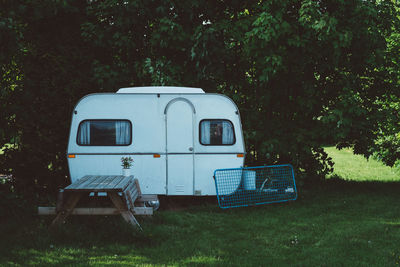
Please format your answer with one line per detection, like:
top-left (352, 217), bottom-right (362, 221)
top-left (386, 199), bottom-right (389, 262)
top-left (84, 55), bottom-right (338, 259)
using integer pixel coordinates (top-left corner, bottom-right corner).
top-left (214, 164), bottom-right (297, 209)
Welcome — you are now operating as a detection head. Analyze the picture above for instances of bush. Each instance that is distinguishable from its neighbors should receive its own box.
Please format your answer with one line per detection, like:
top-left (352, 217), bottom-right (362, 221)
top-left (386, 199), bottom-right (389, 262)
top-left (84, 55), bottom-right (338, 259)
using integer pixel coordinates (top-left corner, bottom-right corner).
top-left (0, 0), bottom-right (399, 197)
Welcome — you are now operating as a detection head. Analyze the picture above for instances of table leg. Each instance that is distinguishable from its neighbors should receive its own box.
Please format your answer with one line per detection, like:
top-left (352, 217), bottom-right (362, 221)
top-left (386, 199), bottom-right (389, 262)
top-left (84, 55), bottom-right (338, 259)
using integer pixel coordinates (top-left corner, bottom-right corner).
top-left (51, 192), bottom-right (83, 227)
top-left (56, 189), bottom-right (64, 213)
top-left (108, 192), bottom-right (142, 230)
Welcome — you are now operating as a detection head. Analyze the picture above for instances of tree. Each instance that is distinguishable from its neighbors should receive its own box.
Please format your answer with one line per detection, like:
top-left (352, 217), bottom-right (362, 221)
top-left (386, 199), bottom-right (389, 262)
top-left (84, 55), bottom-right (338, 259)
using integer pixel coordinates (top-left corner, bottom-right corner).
top-left (0, 0), bottom-right (399, 197)
top-left (241, 0), bottom-right (400, 179)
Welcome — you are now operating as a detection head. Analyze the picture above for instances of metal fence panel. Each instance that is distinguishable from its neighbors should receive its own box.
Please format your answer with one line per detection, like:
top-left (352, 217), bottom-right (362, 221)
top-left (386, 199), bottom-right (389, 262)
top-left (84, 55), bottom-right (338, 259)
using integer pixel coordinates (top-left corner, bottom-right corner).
top-left (214, 164), bottom-right (297, 209)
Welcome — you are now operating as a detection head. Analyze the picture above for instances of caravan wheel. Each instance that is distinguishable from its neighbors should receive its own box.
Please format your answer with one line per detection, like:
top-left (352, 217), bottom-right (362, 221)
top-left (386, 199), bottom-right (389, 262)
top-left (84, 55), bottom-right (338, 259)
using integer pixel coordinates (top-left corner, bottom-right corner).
top-left (145, 200), bottom-right (160, 211)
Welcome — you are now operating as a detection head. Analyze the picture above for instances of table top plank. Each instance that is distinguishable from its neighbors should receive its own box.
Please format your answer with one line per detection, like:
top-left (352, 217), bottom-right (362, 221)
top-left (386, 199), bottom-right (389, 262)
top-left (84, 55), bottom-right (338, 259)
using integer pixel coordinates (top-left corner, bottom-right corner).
top-left (90, 175), bottom-right (113, 190)
top-left (102, 175), bottom-right (126, 190)
top-left (65, 175), bottom-right (135, 192)
top-left (65, 175), bottom-right (92, 190)
top-left (114, 176), bottom-right (133, 190)
top-left (102, 175), bottom-right (123, 189)
top-left (74, 175), bottom-right (102, 190)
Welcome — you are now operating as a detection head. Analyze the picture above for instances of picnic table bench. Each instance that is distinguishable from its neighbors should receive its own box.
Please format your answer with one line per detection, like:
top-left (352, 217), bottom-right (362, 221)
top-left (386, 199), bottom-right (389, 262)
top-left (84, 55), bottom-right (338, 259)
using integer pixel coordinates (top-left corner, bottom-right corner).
top-left (38, 175), bottom-right (156, 230)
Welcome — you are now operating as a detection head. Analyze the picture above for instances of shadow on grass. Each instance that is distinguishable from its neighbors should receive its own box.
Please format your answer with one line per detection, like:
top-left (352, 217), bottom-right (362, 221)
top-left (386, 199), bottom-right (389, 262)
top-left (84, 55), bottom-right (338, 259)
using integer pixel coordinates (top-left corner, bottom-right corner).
top-left (1, 177), bottom-right (400, 266)
top-left (304, 174), bottom-right (400, 195)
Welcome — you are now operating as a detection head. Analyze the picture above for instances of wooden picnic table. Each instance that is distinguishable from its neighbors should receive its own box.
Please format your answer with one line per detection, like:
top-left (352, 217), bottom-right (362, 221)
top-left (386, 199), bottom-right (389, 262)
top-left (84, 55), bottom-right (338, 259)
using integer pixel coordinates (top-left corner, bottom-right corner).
top-left (50, 175), bottom-right (148, 229)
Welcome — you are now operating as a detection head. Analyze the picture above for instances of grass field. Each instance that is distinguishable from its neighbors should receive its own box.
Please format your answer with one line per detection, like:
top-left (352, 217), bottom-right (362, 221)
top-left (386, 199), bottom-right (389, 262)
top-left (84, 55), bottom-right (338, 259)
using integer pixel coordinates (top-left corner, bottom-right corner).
top-left (0, 147), bottom-right (399, 266)
top-left (325, 147), bottom-right (399, 182)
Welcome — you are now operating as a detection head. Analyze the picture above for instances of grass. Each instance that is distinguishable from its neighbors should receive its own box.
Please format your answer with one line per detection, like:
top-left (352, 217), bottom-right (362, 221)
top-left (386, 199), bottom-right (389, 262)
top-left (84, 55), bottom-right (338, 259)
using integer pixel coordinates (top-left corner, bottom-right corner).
top-left (325, 146), bottom-right (400, 182)
top-left (0, 147), bottom-right (400, 266)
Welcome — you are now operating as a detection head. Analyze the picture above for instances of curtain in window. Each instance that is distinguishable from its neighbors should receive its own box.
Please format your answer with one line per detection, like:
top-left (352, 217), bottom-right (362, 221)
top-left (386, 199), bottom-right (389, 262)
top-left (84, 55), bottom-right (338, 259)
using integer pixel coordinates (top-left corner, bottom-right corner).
top-left (115, 121), bottom-right (130, 144)
top-left (78, 121), bottom-right (91, 145)
top-left (222, 121), bottom-right (234, 144)
top-left (201, 121), bottom-right (211, 144)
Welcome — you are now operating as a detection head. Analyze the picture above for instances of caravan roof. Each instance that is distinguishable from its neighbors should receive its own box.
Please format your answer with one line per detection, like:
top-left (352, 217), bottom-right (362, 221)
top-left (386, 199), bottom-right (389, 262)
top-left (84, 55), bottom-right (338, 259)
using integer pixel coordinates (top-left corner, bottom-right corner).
top-left (116, 86), bottom-right (205, 94)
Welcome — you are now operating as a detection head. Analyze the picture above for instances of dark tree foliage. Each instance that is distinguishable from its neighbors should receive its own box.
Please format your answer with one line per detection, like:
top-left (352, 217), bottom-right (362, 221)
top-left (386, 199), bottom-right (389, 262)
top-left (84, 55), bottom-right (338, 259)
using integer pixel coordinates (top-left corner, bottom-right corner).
top-left (0, 0), bottom-right (399, 197)
top-left (371, 28), bottom-right (400, 168)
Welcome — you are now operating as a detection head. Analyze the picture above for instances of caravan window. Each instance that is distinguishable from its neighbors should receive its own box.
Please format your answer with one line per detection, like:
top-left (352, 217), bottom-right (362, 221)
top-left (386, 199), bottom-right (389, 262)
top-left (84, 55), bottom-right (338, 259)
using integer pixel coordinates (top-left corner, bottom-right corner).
top-left (200, 119), bottom-right (235, 145)
top-left (77, 120), bottom-right (132, 146)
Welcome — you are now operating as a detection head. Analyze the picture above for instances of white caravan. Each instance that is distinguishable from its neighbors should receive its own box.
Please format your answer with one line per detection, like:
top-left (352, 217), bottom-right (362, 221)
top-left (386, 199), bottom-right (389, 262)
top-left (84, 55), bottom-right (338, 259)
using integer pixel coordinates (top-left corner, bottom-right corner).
top-left (67, 87), bottom-right (245, 196)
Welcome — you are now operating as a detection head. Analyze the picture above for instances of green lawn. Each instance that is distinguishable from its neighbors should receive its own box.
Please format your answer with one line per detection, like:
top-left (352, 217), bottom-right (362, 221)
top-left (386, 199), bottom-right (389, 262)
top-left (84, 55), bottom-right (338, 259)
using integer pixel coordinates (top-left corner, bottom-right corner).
top-left (325, 146), bottom-right (400, 182)
top-left (0, 147), bottom-right (399, 266)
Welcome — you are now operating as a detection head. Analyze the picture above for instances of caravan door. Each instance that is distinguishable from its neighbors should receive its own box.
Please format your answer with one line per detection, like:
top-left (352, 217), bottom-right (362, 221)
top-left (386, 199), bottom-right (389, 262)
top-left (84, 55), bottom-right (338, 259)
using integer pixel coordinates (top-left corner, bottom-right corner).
top-left (165, 99), bottom-right (195, 195)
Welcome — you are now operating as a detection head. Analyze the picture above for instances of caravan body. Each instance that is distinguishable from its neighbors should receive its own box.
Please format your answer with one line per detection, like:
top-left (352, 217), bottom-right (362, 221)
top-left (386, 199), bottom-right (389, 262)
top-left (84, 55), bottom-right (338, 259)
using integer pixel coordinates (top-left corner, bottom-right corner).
top-left (67, 87), bottom-right (245, 196)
